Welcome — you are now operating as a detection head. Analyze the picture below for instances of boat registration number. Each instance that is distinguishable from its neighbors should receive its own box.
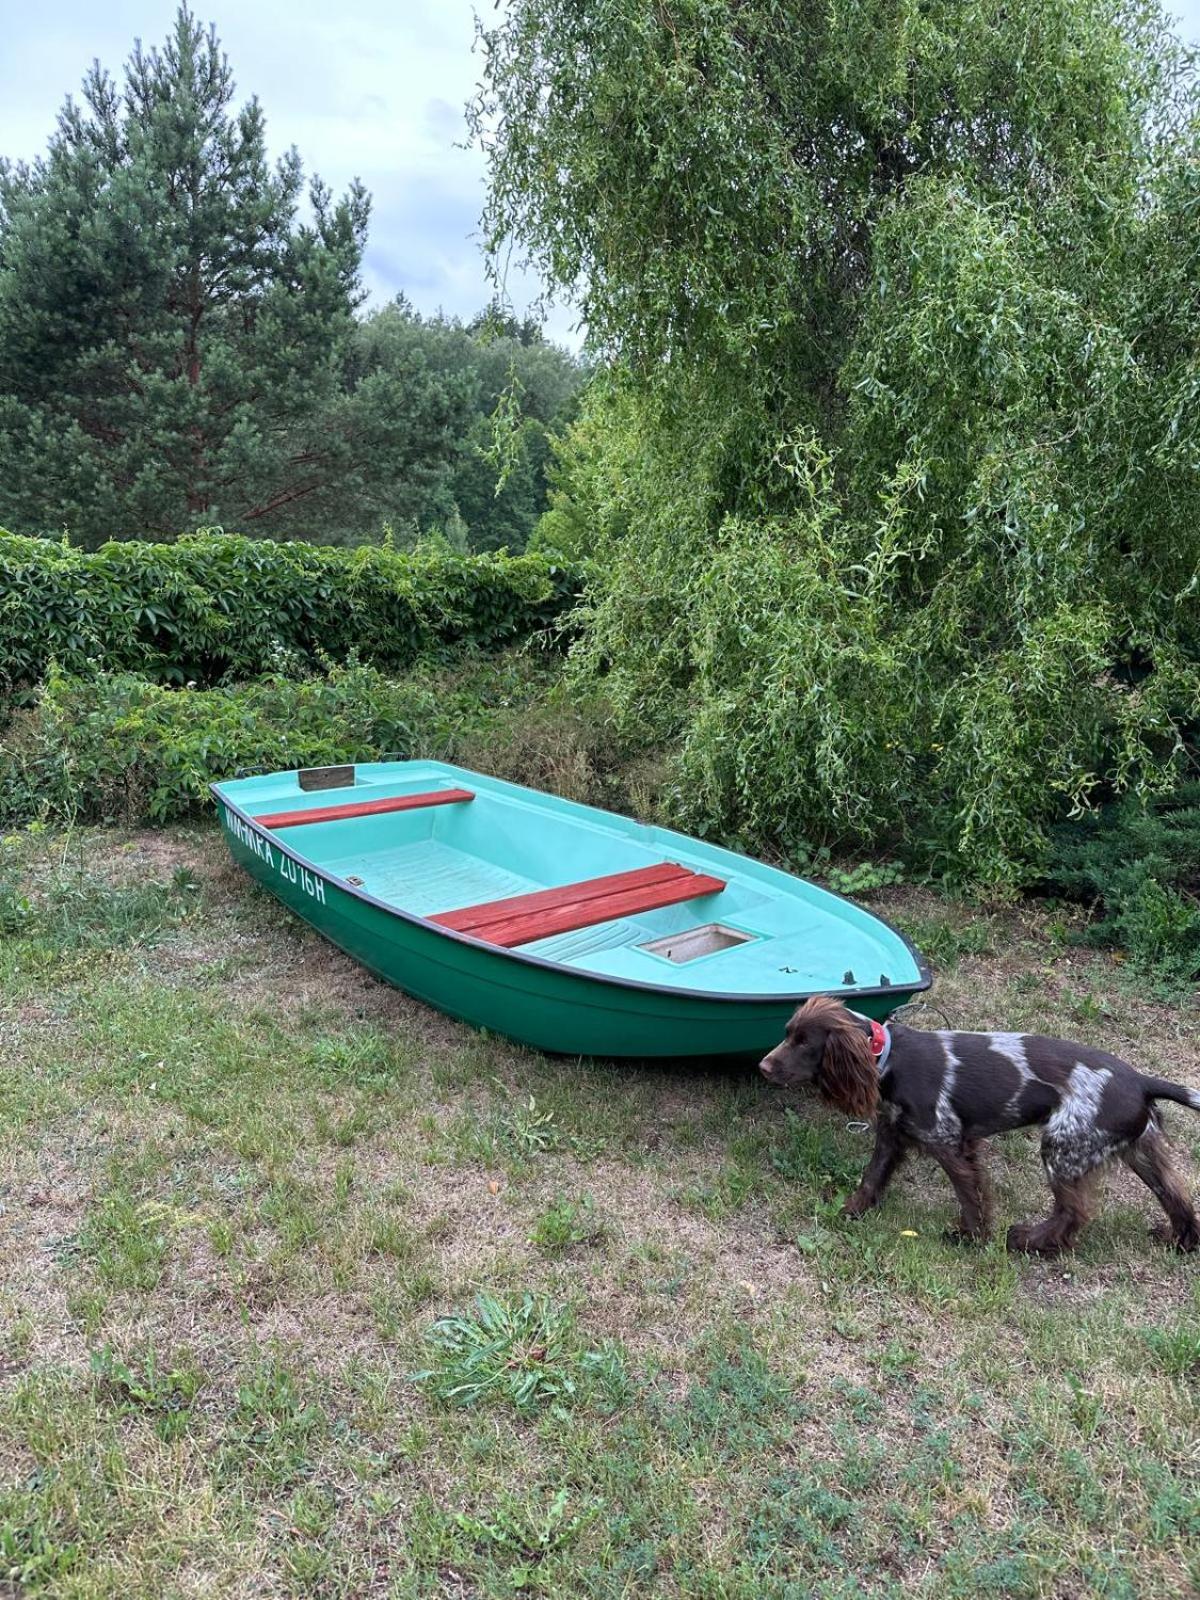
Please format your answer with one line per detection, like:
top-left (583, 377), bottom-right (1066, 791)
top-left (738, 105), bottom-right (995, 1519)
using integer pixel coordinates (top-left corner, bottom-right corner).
top-left (223, 807), bottom-right (327, 904)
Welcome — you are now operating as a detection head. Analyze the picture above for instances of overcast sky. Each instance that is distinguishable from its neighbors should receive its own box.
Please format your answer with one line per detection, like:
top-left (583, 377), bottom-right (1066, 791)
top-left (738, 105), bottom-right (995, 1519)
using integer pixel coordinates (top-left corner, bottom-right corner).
top-left (3, 0), bottom-right (1200, 352)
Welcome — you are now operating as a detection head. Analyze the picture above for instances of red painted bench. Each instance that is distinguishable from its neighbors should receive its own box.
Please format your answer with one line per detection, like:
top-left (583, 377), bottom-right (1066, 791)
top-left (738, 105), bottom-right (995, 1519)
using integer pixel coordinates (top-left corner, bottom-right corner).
top-left (256, 788), bottom-right (474, 829)
top-left (430, 862), bottom-right (726, 948)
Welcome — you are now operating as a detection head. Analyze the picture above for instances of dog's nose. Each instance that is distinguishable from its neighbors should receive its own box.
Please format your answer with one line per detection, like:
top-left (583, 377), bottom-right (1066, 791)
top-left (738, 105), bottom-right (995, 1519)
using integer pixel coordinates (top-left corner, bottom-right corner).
top-left (758, 1055), bottom-right (777, 1079)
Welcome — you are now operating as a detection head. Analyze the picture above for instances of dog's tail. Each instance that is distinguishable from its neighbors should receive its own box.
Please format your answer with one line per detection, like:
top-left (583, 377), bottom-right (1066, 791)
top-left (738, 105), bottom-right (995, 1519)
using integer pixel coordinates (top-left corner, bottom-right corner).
top-left (1143, 1076), bottom-right (1200, 1112)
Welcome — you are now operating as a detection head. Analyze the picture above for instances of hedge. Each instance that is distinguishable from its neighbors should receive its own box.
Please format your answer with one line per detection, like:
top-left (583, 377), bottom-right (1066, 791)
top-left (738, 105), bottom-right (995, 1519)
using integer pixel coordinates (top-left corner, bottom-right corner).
top-left (0, 529), bottom-right (582, 691)
top-left (0, 659), bottom-right (553, 825)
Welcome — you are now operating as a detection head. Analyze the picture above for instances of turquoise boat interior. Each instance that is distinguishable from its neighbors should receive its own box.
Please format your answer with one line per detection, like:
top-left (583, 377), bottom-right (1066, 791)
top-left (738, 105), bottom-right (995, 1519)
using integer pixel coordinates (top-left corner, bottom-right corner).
top-left (217, 760), bottom-right (927, 1001)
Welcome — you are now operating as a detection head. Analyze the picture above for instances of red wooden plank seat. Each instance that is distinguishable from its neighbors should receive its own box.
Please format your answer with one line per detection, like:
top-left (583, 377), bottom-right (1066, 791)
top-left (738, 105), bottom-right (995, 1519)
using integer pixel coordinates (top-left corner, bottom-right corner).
top-left (430, 862), bottom-right (726, 949)
top-left (256, 788), bottom-right (474, 829)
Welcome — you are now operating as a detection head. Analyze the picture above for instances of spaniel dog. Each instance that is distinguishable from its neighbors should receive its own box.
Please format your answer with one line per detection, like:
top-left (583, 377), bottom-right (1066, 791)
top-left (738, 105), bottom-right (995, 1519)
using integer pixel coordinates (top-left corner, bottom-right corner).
top-left (759, 996), bottom-right (1200, 1255)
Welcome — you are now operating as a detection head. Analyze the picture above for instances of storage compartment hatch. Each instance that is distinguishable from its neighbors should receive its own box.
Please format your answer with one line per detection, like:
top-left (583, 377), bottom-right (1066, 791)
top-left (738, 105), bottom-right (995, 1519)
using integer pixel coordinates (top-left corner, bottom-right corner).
top-left (639, 923), bottom-right (754, 963)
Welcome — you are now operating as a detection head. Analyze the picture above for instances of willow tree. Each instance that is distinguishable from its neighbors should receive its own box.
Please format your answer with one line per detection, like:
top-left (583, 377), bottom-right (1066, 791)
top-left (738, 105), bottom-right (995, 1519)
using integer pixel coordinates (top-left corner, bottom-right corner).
top-left (475, 0), bottom-right (1200, 879)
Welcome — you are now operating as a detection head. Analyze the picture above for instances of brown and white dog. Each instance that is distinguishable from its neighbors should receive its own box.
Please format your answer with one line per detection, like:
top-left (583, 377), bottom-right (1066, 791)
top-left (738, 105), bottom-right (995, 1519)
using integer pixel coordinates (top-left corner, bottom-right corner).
top-left (759, 996), bottom-right (1200, 1255)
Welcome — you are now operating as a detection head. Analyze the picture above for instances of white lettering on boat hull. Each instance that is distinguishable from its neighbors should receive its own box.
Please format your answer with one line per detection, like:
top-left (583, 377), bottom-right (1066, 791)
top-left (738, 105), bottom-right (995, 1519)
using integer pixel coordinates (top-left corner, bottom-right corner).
top-left (222, 806), bottom-right (327, 904)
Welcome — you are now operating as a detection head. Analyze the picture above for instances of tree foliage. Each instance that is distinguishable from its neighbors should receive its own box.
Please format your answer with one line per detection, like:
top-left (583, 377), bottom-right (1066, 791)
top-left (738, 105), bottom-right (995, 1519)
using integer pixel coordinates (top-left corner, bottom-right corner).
top-left (345, 298), bottom-right (586, 551)
top-left (477, 0), bottom-right (1200, 879)
top-left (0, 9), bottom-right (381, 543)
top-left (0, 8), bottom-right (584, 552)
top-left (1041, 785), bottom-right (1200, 984)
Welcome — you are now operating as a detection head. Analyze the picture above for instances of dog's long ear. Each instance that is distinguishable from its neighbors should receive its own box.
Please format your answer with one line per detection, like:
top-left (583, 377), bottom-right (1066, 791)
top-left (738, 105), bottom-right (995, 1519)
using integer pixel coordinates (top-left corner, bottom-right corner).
top-left (817, 1014), bottom-right (879, 1120)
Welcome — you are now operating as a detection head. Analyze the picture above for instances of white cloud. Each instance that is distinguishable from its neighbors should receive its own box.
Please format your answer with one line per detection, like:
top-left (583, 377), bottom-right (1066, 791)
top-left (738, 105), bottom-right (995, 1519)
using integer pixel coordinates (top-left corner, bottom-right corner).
top-left (0, 0), bottom-right (583, 345)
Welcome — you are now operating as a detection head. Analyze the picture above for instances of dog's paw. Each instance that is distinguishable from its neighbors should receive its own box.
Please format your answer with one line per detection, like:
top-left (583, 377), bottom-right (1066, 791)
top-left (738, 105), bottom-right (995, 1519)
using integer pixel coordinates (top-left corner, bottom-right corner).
top-left (841, 1193), bottom-right (871, 1218)
top-left (943, 1225), bottom-right (987, 1248)
top-left (1006, 1223), bottom-right (1061, 1259)
top-left (1151, 1219), bottom-right (1200, 1252)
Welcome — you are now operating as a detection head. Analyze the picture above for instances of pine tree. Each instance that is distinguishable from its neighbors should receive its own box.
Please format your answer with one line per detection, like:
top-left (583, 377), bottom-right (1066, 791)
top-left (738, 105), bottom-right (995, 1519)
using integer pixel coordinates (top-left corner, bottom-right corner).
top-left (0, 7), bottom-right (397, 544)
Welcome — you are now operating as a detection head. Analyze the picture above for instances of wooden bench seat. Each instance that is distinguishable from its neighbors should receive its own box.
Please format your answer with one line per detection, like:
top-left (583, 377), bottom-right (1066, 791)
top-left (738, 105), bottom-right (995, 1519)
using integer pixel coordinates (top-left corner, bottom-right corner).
top-left (430, 862), bottom-right (726, 949)
top-left (256, 788), bottom-right (474, 829)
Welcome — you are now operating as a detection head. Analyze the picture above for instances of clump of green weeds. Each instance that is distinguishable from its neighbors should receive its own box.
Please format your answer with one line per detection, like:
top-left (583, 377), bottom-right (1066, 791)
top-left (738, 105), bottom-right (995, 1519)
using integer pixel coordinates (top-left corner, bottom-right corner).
top-left (456, 1485), bottom-right (601, 1563)
top-left (414, 1292), bottom-right (625, 1414)
top-left (90, 1344), bottom-right (204, 1440)
top-left (0, 1514), bottom-right (78, 1589)
top-left (218, 1356), bottom-right (329, 1491)
top-left (530, 1195), bottom-right (607, 1255)
top-left (1143, 1321), bottom-right (1200, 1377)
top-left (451, 1093), bottom-right (561, 1167)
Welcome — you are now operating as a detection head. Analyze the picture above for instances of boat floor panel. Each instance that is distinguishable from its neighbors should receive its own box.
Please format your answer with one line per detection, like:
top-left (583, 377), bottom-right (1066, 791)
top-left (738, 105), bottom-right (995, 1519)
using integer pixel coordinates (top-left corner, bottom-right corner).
top-left (323, 842), bottom-right (535, 918)
top-left (523, 922), bottom-right (642, 963)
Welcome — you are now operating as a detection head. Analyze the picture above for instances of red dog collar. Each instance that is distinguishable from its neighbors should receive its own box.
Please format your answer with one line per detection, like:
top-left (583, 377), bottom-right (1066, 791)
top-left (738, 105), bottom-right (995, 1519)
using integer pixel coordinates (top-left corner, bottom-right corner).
top-left (849, 1009), bottom-right (893, 1070)
top-left (868, 1019), bottom-right (892, 1069)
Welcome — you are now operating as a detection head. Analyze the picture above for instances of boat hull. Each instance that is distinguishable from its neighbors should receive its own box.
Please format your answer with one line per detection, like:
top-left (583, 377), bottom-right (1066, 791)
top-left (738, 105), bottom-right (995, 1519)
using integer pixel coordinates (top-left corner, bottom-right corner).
top-left (215, 796), bottom-right (925, 1057)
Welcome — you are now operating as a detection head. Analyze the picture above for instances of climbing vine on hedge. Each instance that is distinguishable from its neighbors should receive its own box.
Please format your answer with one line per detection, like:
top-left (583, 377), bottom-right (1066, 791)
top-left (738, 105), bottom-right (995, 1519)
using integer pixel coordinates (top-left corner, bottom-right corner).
top-left (0, 530), bottom-right (581, 692)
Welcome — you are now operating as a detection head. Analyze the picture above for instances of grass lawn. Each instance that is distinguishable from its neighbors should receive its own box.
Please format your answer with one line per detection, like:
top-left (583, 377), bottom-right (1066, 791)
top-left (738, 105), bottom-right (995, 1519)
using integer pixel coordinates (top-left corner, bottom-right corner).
top-left (1, 823), bottom-right (1198, 1598)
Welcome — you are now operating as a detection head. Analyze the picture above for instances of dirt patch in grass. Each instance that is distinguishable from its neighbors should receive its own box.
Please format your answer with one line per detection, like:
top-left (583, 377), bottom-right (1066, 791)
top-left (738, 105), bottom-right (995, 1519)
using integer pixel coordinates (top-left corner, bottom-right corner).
top-left (0, 1143), bottom-right (93, 1375)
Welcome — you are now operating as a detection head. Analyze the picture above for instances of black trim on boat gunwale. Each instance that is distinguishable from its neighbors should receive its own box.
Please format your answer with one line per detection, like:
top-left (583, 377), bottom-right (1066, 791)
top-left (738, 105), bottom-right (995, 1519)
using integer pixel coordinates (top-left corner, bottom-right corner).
top-left (210, 784), bottom-right (933, 1010)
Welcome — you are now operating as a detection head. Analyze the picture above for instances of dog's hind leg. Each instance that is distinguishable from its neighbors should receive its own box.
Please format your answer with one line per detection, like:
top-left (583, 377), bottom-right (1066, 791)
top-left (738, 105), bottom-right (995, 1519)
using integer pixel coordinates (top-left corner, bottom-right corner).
top-left (1122, 1124), bottom-right (1199, 1253)
top-left (929, 1140), bottom-right (992, 1243)
top-left (843, 1116), bottom-right (909, 1218)
top-left (1008, 1129), bottom-right (1103, 1257)
top-left (1007, 1173), bottom-right (1097, 1256)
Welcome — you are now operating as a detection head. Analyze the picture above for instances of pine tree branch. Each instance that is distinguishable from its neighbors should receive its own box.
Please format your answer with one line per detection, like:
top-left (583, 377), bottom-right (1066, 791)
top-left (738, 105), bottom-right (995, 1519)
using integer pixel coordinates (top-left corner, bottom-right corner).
top-left (240, 480), bottom-right (326, 520)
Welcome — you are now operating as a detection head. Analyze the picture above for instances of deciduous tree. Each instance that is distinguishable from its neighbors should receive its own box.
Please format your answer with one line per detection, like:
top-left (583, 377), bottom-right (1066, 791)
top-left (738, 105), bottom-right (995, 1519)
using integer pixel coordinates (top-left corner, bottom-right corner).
top-left (477, 0), bottom-right (1200, 879)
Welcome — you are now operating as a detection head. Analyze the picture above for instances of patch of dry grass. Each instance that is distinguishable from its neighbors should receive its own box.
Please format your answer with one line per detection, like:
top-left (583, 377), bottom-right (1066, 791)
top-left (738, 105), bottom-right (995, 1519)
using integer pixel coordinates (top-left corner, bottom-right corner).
top-left (0, 825), bottom-right (1197, 1598)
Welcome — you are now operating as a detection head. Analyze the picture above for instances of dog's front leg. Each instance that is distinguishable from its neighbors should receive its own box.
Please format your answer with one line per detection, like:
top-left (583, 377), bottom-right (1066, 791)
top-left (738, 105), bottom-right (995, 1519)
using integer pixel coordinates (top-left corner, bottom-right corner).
top-left (843, 1115), bottom-right (907, 1217)
top-left (930, 1140), bottom-right (993, 1243)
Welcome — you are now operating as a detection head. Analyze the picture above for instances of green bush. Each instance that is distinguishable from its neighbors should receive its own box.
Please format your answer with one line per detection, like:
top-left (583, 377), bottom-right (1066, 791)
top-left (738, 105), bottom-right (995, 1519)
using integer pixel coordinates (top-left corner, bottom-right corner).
top-left (0, 528), bottom-right (581, 692)
top-left (1040, 786), bottom-right (1200, 984)
top-left (0, 656), bottom-right (558, 826)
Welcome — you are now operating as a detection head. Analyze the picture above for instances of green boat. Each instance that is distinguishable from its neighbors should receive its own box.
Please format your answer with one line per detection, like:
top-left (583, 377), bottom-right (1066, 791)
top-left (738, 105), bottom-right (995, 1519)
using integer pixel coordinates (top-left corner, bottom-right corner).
top-left (211, 760), bottom-right (929, 1058)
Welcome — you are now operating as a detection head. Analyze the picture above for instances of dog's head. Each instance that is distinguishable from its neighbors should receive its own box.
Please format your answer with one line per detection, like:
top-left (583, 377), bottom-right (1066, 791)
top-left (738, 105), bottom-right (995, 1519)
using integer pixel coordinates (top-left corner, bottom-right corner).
top-left (758, 996), bottom-right (879, 1119)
